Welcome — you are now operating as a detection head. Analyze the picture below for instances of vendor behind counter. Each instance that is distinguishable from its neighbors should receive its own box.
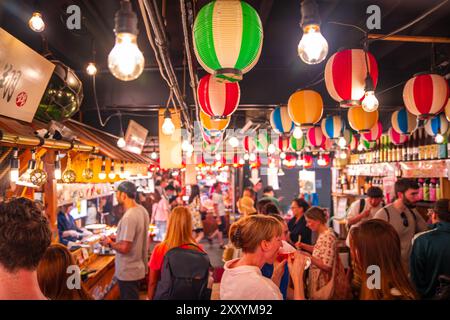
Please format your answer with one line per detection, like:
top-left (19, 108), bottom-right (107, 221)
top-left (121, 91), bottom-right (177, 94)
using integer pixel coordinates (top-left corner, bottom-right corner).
top-left (57, 204), bottom-right (92, 246)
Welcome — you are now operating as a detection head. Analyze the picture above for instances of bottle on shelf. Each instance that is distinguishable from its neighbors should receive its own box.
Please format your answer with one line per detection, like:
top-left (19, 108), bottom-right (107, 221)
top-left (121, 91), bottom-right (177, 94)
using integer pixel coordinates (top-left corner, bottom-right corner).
top-left (418, 179), bottom-right (424, 201)
top-left (436, 179), bottom-right (442, 200)
top-left (429, 178), bottom-right (437, 202)
top-left (417, 127), bottom-right (424, 161)
top-left (413, 129), bottom-right (419, 161)
top-left (423, 179), bottom-right (430, 201)
top-left (402, 134), bottom-right (408, 162)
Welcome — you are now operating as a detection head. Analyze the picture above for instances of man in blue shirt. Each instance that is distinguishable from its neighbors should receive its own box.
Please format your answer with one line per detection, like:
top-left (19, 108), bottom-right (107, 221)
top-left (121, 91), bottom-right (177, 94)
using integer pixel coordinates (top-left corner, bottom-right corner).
top-left (410, 199), bottom-right (450, 299)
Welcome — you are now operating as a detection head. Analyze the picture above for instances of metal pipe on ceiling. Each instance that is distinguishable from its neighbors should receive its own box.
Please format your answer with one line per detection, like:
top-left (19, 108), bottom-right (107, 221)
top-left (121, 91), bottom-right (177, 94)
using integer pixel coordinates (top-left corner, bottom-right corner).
top-left (368, 34), bottom-right (450, 44)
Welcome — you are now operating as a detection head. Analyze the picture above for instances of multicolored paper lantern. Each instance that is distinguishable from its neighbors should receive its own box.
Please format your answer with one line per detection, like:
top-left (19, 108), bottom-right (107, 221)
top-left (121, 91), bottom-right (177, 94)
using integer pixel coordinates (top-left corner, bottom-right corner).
top-left (424, 113), bottom-right (449, 136)
top-left (342, 129), bottom-right (354, 145)
top-left (347, 107), bottom-right (379, 133)
top-left (270, 106), bottom-right (294, 135)
top-left (325, 49), bottom-right (378, 108)
top-left (276, 136), bottom-right (290, 152)
top-left (243, 135), bottom-right (256, 153)
top-left (303, 154), bottom-right (313, 169)
top-left (321, 115), bottom-right (343, 139)
top-left (391, 109), bottom-right (418, 135)
top-left (197, 74), bottom-right (240, 119)
top-left (287, 90), bottom-right (323, 128)
top-left (200, 110), bottom-right (230, 132)
top-left (255, 131), bottom-right (270, 152)
top-left (388, 127), bottom-right (409, 145)
top-left (290, 135), bottom-right (307, 152)
top-left (361, 138), bottom-right (376, 150)
top-left (307, 126), bottom-right (326, 148)
top-left (403, 73), bottom-right (449, 119)
top-left (362, 121), bottom-right (382, 142)
top-left (193, 0), bottom-right (263, 82)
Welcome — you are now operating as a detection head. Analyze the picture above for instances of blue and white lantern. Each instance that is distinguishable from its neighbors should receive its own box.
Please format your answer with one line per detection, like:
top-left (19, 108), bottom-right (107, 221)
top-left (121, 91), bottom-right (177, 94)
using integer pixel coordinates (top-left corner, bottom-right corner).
top-left (270, 106), bottom-right (294, 135)
top-left (391, 109), bottom-right (418, 135)
top-left (321, 115), bottom-right (343, 139)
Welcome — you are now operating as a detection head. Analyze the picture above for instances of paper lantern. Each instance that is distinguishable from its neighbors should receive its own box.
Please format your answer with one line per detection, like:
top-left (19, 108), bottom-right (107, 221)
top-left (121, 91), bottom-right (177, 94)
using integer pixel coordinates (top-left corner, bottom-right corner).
top-left (391, 109), bottom-right (418, 135)
top-left (424, 113), bottom-right (449, 136)
top-left (389, 128), bottom-right (408, 145)
top-left (197, 74), bottom-right (240, 119)
top-left (303, 154), bottom-right (313, 168)
top-left (290, 135), bottom-right (307, 152)
top-left (201, 128), bottom-right (222, 145)
top-left (349, 135), bottom-right (359, 151)
top-left (287, 90), bottom-right (323, 128)
top-left (243, 136), bottom-right (256, 153)
top-left (445, 99), bottom-right (450, 121)
top-left (270, 106), bottom-right (294, 135)
top-left (307, 126), bottom-right (326, 148)
top-left (284, 154), bottom-right (297, 169)
top-left (317, 154), bottom-right (331, 167)
top-left (362, 121), bottom-right (382, 142)
top-left (403, 73), bottom-right (449, 119)
top-left (341, 129), bottom-right (354, 145)
top-left (322, 138), bottom-right (334, 151)
top-left (348, 107), bottom-right (379, 133)
top-left (193, 0), bottom-right (263, 82)
top-left (200, 110), bottom-right (230, 132)
top-left (321, 115), bottom-right (343, 139)
top-left (276, 136), bottom-right (290, 152)
top-left (325, 49), bottom-right (378, 108)
top-left (362, 138), bottom-right (376, 150)
top-left (255, 131), bottom-right (270, 152)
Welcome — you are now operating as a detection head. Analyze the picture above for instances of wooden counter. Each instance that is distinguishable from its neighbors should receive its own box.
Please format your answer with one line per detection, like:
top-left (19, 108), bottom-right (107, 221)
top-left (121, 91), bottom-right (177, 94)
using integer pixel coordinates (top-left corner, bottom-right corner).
top-left (73, 249), bottom-right (119, 300)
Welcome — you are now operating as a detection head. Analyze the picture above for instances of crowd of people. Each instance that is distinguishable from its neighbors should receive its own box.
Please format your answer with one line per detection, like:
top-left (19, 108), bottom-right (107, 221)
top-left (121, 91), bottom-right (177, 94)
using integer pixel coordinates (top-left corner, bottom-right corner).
top-left (0, 178), bottom-right (449, 300)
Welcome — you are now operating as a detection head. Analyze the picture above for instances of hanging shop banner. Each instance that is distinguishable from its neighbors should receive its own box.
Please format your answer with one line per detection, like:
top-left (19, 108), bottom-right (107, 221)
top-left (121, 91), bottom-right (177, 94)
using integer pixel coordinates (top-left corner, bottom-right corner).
top-left (0, 28), bottom-right (55, 122)
top-left (299, 170), bottom-right (316, 194)
top-left (158, 108), bottom-right (182, 169)
top-left (123, 120), bottom-right (148, 155)
top-left (267, 167), bottom-right (279, 190)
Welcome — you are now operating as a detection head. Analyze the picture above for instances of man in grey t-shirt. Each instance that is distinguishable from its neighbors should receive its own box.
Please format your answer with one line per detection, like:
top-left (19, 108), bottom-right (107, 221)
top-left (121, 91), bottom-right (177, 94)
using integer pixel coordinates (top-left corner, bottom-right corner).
top-left (101, 181), bottom-right (149, 300)
top-left (374, 179), bottom-right (428, 273)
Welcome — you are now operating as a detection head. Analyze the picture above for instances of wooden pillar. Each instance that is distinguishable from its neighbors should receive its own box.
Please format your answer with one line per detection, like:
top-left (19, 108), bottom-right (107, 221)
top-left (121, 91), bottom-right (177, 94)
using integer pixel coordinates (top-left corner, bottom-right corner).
top-left (43, 150), bottom-right (59, 242)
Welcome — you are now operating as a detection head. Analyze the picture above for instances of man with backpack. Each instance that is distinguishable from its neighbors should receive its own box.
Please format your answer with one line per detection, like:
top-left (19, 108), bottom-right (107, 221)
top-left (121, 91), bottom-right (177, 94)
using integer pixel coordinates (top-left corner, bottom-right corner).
top-left (374, 179), bottom-right (428, 272)
top-left (346, 187), bottom-right (384, 231)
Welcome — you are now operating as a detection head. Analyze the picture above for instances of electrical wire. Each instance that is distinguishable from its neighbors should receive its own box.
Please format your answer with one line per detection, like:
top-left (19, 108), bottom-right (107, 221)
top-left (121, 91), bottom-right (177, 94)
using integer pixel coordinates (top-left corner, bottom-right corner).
top-left (328, 21), bottom-right (367, 35)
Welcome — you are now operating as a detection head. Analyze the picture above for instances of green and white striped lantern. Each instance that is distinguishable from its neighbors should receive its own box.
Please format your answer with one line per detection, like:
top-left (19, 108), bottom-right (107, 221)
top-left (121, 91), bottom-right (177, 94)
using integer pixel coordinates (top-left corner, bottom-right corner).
top-left (290, 135), bottom-right (307, 152)
top-left (362, 138), bottom-right (376, 150)
top-left (255, 131), bottom-right (270, 152)
top-left (193, 0), bottom-right (263, 82)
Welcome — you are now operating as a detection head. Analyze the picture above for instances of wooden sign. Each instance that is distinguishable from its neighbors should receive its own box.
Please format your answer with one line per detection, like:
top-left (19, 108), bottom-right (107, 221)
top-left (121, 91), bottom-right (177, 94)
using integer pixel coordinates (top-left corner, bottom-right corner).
top-left (0, 28), bottom-right (55, 122)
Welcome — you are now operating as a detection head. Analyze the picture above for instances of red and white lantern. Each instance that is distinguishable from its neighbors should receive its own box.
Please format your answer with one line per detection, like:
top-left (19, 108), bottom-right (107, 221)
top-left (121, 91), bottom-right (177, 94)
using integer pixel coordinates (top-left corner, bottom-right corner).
top-left (307, 126), bottom-right (326, 148)
top-left (197, 74), bottom-right (240, 119)
top-left (362, 121), bottom-right (383, 142)
top-left (325, 49), bottom-right (378, 108)
top-left (403, 73), bottom-right (449, 119)
top-left (388, 127), bottom-right (408, 145)
top-left (243, 136), bottom-right (256, 153)
top-left (276, 136), bottom-right (290, 152)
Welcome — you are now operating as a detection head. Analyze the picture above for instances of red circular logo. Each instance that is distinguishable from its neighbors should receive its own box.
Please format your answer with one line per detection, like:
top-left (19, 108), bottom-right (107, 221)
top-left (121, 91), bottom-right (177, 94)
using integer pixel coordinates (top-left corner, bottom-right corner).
top-left (16, 91), bottom-right (28, 107)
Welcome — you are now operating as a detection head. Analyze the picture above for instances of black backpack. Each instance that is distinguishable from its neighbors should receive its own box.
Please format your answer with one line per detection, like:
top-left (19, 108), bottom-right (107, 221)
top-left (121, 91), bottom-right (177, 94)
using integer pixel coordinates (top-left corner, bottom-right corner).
top-left (154, 244), bottom-right (211, 300)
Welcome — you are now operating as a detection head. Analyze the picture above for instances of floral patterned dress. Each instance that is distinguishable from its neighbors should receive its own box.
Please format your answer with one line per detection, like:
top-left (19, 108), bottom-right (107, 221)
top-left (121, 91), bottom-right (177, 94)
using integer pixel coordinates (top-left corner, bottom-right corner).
top-left (308, 228), bottom-right (349, 299)
top-left (190, 196), bottom-right (203, 231)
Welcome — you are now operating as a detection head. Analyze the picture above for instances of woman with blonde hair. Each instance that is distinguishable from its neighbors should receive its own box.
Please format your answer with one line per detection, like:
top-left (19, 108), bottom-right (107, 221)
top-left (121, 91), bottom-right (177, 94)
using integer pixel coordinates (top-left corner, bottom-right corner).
top-left (220, 214), bottom-right (308, 300)
top-left (147, 206), bottom-right (209, 299)
top-left (349, 219), bottom-right (417, 300)
top-left (298, 207), bottom-right (349, 299)
top-left (37, 244), bottom-right (92, 300)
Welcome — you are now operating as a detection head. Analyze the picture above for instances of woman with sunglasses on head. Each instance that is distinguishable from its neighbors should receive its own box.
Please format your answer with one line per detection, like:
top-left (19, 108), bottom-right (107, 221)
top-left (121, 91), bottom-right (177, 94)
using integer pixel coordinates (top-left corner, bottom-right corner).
top-left (374, 179), bottom-right (428, 273)
top-left (349, 219), bottom-right (417, 300)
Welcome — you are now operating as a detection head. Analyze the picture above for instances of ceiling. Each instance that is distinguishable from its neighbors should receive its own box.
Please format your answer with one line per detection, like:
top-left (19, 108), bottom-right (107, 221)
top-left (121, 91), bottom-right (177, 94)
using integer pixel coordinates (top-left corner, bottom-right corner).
top-left (1, 0), bottom-right (450, 144)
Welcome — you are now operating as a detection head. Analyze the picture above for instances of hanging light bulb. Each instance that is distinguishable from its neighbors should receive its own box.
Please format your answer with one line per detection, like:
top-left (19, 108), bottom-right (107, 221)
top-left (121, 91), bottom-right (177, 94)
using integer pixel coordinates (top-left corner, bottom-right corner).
top-left (119, 161), bottom-right (126, 179)
top-left (162, 108), bottom-right (175, 135)
top-left (27, 150), bottom-right (37, 174)
top-left (339, 151), bottom-right (348, 160)
top-left (108, 160), bottom-right (116, 179)
top-left (86, 62), bottom-right (98, 76)
top-left (280, 152), bottom-right (287, 160)
top-left (338, 137), bottom-right (347, 148)
top-left (117, 137), bottom-right (126, 148)
top-left (362, 75), bottom-right (379, 112)
top-left (28, 12), bottom-right (45, 32)
top-left (10, 148), bottom-right (19, 183)
top-left (54, 152), bottom-right (62, 180)
top-left (108, 1), bottom-right (144, 81)
top-left (268, 144), bottom-right (276, 154)
top-left (317, 154), bottom-right (326, 166)
top-left (293, 126), bottom-right (303, 139)
top-left (228, 136), bottom-right (239, 148)
top-left (197, 174), bottom-right (202, 180)
top-left (172, 170), bottom-right (179, 177)
top-left (151, 151), bottom-right (158, 160)
top-left (244, 153), bottom-right (250, 161)
top-left (98, 157), bottom-right (107, 180)
top-left (278, 168), bottom-right (285, 176)
top-left (435, 133), bottom-right (445, 144)
top-left (238, 158), bottom-right (245, 165)
top-left (357, 142), bottom-right (364, 152)
top-left (182, 139), bottom-right (191, 151)
top-left (297, 0), bottom-right (328, 64)
top-left (215, 153), bottom-right (222, 161)
top-left (249, 153), bottom-right (257, 162)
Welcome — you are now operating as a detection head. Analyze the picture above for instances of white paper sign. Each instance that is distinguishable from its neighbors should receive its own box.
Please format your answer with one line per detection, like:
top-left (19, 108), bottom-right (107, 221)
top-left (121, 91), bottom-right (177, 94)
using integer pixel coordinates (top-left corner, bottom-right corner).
top-left (0, 28), bottom-right (55, 122)
top-left (123, 120), bottom-right (148, 154)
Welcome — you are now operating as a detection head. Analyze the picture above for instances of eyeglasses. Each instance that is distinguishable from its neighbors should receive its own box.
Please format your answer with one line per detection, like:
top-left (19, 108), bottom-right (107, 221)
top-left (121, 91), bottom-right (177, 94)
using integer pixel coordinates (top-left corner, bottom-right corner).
top-left (400, 212), bottom-right (409, 227)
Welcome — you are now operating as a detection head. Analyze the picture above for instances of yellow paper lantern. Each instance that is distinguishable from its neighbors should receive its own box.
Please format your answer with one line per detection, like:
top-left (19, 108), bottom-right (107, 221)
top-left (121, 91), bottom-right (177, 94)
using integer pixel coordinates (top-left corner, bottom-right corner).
top-left (287, 90), bottom-right (323, 128)
top-left (347, 106), bottom-right (379, 133)
top-left (445, 99), bottom-right (450, 122)
top-left (200, 110), bottom-right (230, 132)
